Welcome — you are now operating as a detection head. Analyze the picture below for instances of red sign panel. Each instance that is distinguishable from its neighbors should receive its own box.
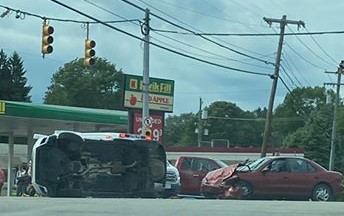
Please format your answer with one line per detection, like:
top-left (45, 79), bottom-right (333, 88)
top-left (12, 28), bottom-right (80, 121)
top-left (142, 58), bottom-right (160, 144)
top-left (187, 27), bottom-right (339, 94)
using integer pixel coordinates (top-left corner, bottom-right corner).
top-left (132, 112), bottom-right (164, 143)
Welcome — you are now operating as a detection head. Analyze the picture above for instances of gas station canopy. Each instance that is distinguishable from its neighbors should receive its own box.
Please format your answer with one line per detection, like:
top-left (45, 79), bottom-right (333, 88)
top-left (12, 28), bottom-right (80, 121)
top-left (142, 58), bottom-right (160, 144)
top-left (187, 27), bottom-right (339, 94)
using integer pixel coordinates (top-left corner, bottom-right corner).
top-left (0, 100), bottom-right (128, 137)
top-left (0, 100), bottom-right (129, 196)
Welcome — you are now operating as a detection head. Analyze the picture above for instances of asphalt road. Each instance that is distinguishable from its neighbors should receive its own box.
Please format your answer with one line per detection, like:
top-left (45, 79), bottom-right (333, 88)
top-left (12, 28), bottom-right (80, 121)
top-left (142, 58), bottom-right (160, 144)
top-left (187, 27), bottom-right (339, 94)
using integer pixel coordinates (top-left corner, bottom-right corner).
top-left (0, 197), bottom-right (344, 216)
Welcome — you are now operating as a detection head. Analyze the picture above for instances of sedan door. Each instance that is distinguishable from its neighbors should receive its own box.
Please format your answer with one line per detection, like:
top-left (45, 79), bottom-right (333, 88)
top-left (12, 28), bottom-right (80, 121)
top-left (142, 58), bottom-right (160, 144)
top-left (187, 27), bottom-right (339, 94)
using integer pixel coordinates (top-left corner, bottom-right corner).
top-left (248, 158), bottom-right (292, 198)
top-left (179, 158), bottom-right (209, 195)
top-left (284, 158), bottom-right (318, 197)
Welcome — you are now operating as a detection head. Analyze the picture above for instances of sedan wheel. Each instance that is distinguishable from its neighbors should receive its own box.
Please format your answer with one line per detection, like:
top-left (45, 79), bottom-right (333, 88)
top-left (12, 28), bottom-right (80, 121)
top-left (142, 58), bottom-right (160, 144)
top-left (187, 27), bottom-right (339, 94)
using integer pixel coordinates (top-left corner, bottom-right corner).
top-left (236, 180), bottom-right (252, 199)
top-left (312, 184), bottom-right (332, 201)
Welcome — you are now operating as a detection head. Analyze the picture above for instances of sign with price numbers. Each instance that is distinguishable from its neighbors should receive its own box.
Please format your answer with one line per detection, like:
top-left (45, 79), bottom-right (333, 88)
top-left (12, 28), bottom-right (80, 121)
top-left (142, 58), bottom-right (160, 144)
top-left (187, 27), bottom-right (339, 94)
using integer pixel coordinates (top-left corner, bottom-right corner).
top-left (132, 112), bottom-right (164, 143)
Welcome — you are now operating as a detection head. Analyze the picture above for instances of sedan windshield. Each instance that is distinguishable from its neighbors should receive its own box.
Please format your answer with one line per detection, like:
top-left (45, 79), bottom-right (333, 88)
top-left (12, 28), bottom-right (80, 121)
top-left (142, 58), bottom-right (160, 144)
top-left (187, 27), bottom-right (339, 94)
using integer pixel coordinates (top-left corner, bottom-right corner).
top-left (248, 157), bottom-right (270, 171)
top-left (237, 157), bottom-right (270, 172)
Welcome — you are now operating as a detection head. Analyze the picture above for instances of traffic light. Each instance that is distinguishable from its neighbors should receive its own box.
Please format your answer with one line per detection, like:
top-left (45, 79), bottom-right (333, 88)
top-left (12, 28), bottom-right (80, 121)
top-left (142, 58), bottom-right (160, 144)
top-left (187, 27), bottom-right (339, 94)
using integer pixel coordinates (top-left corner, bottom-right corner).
top-left (84, 39), bottom-right (96, 66)
top-left (143, 128), bottom-right (152, 140)
top-left (41, 22), bottom-right (54, 54)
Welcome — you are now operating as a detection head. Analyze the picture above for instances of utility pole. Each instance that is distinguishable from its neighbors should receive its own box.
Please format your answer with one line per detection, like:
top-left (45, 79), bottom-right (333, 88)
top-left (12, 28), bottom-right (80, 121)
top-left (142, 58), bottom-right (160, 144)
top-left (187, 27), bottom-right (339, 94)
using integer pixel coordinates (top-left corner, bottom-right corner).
top-left (261, 15), bottom-right (305, 157)
top-left (325, 61), bottom-right (344, 170)
top-left (141, 8), bottom-right (150, 135)
top-left (197, 97), bottom-right (203, 147)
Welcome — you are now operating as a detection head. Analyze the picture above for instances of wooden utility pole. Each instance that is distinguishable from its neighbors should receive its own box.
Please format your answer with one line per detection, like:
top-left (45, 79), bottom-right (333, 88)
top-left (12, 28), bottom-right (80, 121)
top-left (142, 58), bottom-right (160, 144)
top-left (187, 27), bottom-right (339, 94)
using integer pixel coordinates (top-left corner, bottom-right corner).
top-left (325, 61), bottom-right (344, 170)
top-left (261, 15), bottom-right (305, 157)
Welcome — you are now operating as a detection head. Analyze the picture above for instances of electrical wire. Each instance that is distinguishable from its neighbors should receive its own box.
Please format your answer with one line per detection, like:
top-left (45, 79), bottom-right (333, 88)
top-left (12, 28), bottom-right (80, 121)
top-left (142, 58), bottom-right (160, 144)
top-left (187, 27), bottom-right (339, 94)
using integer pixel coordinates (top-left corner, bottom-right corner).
top-left (280, 64), bottom-right (299, 89)
top-left (206, 116), bottom-right (303, 122)
top-left (282, 52), bottom-right (311, 86)
top-left (119, 0), bottom-right (275, 66)
top-left (82, 0), bottom-right (141, 26)
top-left (150, 35), bottom-right (227, 61)
top-left (82, 0), bottom-right (273, 70)
top-left (288, 26), bottom-right (337, 68)
top-left (0, 4), bottom-right (139, 24)
top-left (269, 24), bottom-right (326, 70)
top-left (151, 31), bottom-right (273, 70)
top-left (150, 28), bottom-right (344, 37)
top-left (278, 76), bottom-right (305, 116)
top-left (138, 0), bottom-right (276, 59)
top-left (146, 0), bottom-right (256, 27)
top-left (132, 0), bottom-right (273, 58)
top-left (132, 0), bottom-right (280, 60)
top-left (281, 58), bottom-right (303, 87)
top-left (49, 0), bottom-right (272, 77)
top-left (285, 43), bottom-right (326, 70)
top-left (305, 27), bottom-right (338, 65)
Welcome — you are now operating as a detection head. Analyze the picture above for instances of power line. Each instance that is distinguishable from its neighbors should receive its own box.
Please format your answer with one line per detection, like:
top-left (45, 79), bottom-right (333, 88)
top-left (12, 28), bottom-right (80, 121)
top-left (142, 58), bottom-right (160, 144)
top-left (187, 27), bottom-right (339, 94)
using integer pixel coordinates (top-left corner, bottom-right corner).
top-left (151, 31), bottom-right (273, 70)
top-left (288, 26), bottom-right (337, 68)
top-left (305, 27), bottom-right (338, 65)
top-left (82, 0), bottom-right (141, 26)
top-left (150, 35), bottom-right (228, 61)
top-left (150, 28), bottom-right (344, 37)
top-left (82, 1), bottom-right (272, 70)
top-left (281, 58), bottom-right (303, 87)
top-left (132, 0), bottom-right (273, 58)
top-left (119, 0), bottom-right (275, 66)
top-left (269, 26), bottom-right (326, 71)
top-left (0, 4), bottom-right (139, 24)
top-left (207, 115), bottom-right (303, 122)
top-left (145, 0), bottom-right (256, 27)
top-left (282, 52), bottom-right (311, 86)
top-left (280, 64), bottom-right (299, 88)
top-left (49, 0), bottom-right (271, 77)
top-left (286, 43), bottom-right (326, 70)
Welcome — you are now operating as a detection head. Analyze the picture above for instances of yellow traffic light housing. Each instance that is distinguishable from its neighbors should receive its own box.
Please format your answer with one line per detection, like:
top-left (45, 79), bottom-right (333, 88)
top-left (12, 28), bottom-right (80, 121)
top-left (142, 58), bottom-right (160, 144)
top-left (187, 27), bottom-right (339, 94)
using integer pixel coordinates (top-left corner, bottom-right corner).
top-left (41, 22), bottom-right (54, 54)
top-left (84, 39), bottom-right (96, 66)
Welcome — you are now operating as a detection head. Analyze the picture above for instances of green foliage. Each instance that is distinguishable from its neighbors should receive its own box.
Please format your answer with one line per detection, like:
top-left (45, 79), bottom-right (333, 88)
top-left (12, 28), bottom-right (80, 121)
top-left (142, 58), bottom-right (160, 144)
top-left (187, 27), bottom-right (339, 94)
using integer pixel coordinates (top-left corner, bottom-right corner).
top-left (0, 49), bottom-right (31, 102)
top-left (272, 87), bottom-right (329, 146)
top-left (283, 106), bottom-right (333, 169)
top-left (334, 107), bottom-right (344, 173)
top-left (205, 101), bottom-right (262, 146)
top-left (44, 57), bottom-right (123, 109)
top-left (164, 101), bottom-right (264, 147)
top-left (164, 113), bottom-right (198, 146)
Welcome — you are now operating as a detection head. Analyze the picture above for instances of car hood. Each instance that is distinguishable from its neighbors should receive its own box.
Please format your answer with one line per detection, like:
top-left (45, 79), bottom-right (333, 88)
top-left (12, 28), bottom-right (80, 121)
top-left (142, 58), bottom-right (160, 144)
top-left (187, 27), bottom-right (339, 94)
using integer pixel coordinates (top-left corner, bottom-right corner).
top-left (203, 164), bottom-right (239, 187)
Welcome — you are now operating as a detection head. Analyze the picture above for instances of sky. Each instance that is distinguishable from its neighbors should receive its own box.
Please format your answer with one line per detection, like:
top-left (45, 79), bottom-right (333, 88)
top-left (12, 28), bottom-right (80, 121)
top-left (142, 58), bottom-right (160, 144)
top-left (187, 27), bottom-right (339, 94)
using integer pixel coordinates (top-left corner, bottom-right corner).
top-left (1, 0), bottom-right (344, 115)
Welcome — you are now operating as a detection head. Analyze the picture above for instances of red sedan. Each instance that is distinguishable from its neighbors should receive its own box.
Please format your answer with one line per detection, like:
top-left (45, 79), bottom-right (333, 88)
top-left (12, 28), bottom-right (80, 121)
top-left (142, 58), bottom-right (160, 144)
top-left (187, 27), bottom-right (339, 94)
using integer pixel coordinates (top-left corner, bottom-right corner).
top-left (201, 156), bottom-right (344, 201)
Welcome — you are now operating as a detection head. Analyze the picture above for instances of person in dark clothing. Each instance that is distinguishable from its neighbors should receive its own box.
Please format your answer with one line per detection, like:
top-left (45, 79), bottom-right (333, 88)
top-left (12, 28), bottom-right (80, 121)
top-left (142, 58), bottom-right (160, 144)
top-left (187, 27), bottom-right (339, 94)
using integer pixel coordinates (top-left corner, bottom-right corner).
top-left (16, 164), bottom-right (30, 196)
top-left (23, 161), bottom-right (36, 197)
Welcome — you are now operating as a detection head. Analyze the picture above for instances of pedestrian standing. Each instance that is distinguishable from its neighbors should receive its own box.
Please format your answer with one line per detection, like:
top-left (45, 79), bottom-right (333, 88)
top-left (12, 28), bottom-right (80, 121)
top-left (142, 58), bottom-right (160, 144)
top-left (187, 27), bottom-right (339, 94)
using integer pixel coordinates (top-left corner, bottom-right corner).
top-left (16, 164), bottom-right (30, 196)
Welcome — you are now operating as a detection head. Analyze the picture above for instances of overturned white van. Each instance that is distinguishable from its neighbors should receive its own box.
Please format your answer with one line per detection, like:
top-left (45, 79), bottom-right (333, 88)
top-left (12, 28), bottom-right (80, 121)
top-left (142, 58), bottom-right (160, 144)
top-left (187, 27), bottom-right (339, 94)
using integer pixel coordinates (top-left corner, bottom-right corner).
top-left (32, 131), bottom-right (166, 197)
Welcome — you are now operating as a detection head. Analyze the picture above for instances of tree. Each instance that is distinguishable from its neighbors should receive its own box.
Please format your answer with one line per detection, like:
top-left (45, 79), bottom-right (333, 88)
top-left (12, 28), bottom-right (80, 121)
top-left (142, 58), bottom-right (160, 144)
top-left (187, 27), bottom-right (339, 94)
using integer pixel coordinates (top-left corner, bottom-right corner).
top-left (0, 50), bottom-right (31, 102)
top-left (164, 113), bottom-right (198, 146)
top-left (273, 87), bottom-right (329, 145)
top-left (333, 106), bottom-right (344, 173)
top-left (204, 101), bottom-right (262, 146)
top-left (283, 106), bottom-right (333, 169)
top-left (163, 101), bottom-right (265, 147)
top-left (44, 57), bottom-right (123, 109)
